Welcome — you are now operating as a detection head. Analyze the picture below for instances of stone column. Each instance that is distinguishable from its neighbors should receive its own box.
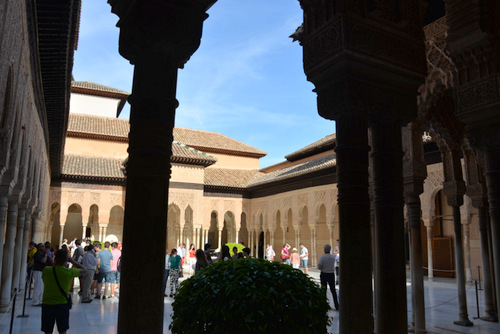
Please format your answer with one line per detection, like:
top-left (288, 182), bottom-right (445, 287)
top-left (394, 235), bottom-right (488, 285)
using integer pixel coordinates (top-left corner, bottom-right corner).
top-left (402, 119), bottom-right (427, 334)
top-left (451, 204), bottom-right (473, 326)
top-left (217, 229), bottom-right (222, 250)
top-left (445, 0), bottom-right (500, 318)
top-left (102, 226), bottom-right (107, 241)
top-left (11, 204), bottom-right (26, 296)
top-left (295, 230), bottom-right (300, 251)
top-left (0, 196), bottom-right (9, 281)
top-left (82, 225), bottom-right (86, 239)
top-left (310, 227), bottom-right (317, 267)
top-left (426, 225), bottom-right (434, 280)
top-left (297, 2), bottom-right (425, 332)
top-left (336, 113), bottom-right (373, 333)
top-left (194, 228), bottom-right (198, 249)
top-left (249, 231), bottom-right (253, 256)
top-left (19, 213), bottom-right (32, 290)
top-left (464, 221), bottom-right (472, 284)
top-left (282, 227), bottom-right (286, 246)
top-left (407, 196), bottom-right (426, 334)
top-left (484, 147), bottom-right (500, 316)
top-left (117, 52), bottom-right (176, 332)
top-left (59, 225), bottom-right (65, 247)
top-left (371, 120), bottom-right (407, 333)
top-left (478, 205), bottom-right (498, 321)
top-left (270, 231), bottom-right (275, 253)
top-left (108, 2), bottom-right (215, 330)
top-left (0, 199), bottom-right (19, 311)
top-left (441, 145), bottom-right (472, 326)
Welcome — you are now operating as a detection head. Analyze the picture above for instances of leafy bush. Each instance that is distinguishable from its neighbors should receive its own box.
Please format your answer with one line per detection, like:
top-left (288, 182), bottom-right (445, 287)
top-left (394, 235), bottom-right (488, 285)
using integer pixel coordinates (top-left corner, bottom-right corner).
top-left (170, 258), bottom-right (331, 333)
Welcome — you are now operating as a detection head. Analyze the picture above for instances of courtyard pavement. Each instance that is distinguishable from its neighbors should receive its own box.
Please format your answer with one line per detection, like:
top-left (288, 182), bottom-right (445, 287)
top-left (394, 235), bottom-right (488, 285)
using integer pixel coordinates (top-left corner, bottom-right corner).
top-left (1, 268), bottom-right (499, 333)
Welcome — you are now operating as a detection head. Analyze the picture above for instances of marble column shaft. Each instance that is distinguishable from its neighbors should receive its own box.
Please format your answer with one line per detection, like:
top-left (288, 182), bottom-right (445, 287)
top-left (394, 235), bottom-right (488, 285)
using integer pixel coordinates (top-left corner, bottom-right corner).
top-left (371, 120), bottom-right (407, 333)
top-left (407, 196), bottom-right (426, 334)
top-left (11, 206), bottom-right (26, 295)
top-left (19, 214), bottom-right (32, 290)
top-left (336, 113), bottom-right (373, 334)
top-left (478, 205), bottom-right (498, 321)
top-left (0, 196), bottom-right (8, 282)
top-left (427, 225), bottom-right (434, 280)
top-left (117, 53), bottom-right (177, 333)
top-left (484, 148), bottom-right (500, 317)
top-left (0, 200), bottom-right (19, 310)
top-left (452, 205), bottom-right (473, 326)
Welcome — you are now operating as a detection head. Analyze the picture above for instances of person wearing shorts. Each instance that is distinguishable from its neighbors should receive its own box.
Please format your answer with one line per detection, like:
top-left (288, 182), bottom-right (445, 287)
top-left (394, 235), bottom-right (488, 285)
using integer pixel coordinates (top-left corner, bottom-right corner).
top-left (41, 249), bottom-right (86, 334)
top-left (110, 242), bottom-right (121, 298)
top-left (96, 241), bottom-right (113, 299)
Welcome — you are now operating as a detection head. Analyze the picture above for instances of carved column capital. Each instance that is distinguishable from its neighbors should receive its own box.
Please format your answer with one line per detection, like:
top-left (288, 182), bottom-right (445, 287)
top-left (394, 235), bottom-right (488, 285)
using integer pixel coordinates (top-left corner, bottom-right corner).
top-left (298, 0), bottom-right (426, 123)
top-left (109, 0), bottom-right (216, 67)
top-left (445, 0), bottom-right (500, 149)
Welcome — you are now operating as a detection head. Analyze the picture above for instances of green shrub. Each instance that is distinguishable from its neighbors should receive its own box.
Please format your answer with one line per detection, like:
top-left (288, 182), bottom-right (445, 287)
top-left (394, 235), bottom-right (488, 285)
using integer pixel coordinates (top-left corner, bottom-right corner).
top-left (170, 258), bottom-right (331, 333)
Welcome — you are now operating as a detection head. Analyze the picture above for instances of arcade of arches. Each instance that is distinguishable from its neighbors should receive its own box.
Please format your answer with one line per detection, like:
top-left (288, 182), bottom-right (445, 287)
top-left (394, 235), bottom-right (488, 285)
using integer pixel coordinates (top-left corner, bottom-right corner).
top-left (2, 1), bottom-right (500, 334)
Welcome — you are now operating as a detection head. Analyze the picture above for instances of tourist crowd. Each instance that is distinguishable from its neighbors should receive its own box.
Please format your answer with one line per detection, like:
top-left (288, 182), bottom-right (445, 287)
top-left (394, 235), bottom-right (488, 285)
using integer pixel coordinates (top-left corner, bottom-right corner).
top-left (25, 237), bottom-right (339, 332)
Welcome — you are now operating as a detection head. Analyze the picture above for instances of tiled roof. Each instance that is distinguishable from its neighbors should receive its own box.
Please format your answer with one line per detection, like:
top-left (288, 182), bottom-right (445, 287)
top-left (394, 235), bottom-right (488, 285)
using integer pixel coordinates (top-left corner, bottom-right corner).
top-left (71, 81), bottom-right (130, 96)
top-left (68, 114), bottom-right (129, 139)
top-left (67, 114), bottom-right (266, 157)
top-left (248, 154), bottom-right (336, 187)
top-left (174, 128), bottom-right (267, 157)
top-left (285, 134), bottom-right (336, 161)
top-left (62, 155), bottom-right (125, 179)
top-left (172, 142), bottom-right (217, 167)
top-left (204, 168), bottom-right (260, 188)
top-left (62, 143), bottom-right (216, 180)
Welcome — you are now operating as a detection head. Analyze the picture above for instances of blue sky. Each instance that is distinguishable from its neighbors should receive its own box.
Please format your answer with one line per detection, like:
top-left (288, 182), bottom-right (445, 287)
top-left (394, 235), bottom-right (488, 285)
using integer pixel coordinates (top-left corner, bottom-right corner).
top-left (72, 1), bottom-right (336, 168)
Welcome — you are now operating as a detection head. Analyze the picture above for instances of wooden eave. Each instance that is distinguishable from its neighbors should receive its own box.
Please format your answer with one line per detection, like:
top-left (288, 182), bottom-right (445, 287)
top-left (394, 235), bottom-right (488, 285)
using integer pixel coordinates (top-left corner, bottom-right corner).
top-left (33, 0), bottom-right (82, 178)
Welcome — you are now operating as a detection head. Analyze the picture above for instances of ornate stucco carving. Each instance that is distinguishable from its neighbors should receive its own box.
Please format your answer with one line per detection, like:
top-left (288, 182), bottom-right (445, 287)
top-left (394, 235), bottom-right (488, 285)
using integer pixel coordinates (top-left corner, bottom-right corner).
top-left (91, 192), bottom-right (101, 204)
top-left (297, 193), bottom-right (309, 207)
top-left (68, 191), bottom-right (84, 205)
top-left (49, 191), bottom-right (61, 204)
top-left (314, 190), bottom-right (326, 203)
top-left (169, 191), bottom-right (195, 210)
top-left (426, 170), bottom-right (444, 190)
top-left (418, 17), bottom-right (454, 111)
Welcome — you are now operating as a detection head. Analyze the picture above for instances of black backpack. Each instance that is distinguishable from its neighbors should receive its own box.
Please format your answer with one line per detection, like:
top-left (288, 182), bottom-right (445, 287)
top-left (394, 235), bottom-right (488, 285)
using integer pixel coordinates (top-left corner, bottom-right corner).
top-left (117, 256), bottom-right (122, 272)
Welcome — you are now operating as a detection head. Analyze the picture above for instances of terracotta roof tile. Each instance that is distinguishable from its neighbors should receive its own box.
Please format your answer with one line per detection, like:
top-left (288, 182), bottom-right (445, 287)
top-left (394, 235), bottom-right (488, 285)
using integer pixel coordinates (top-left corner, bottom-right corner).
top-left (285, 134), bottom-right (336, 161)
top-left (204, 168), bottom-right (260, 188)
top-left (72, 81), bottom-right (130, 95)
top-left (248, 154), bottom-right (336, 187)
top-left (172, 142), bottom-right (217, 166)
top-left (67, 114), bottom-right (266, 156)
top-left (68, 114), bottom-right (130, 138)
top-left (62, 155), bottom-right (125, 179)
top-left (62, 142), bottom-right (216, 180)
top-left (174, 128), bottom-right (267, 157)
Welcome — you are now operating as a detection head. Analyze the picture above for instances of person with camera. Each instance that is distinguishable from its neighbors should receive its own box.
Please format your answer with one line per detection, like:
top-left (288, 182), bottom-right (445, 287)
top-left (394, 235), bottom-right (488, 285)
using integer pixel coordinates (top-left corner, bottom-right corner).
top-left (41, 249), bottom-right (86, 334)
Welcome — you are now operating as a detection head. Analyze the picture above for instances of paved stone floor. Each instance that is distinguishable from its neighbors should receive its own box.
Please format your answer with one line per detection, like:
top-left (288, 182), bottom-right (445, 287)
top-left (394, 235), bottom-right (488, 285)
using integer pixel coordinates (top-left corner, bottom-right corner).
top-left (1, 268), bottom-right (499, 333)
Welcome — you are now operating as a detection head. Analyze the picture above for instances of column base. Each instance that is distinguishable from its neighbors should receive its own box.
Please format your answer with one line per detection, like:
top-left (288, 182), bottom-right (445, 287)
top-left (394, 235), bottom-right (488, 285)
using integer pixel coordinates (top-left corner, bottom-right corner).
top-left (480, 315), bottom-right (498, 322)
top-left (408, 324), bottom-right (427, 333)
top-left (453, 319), bottom-right (473, 326)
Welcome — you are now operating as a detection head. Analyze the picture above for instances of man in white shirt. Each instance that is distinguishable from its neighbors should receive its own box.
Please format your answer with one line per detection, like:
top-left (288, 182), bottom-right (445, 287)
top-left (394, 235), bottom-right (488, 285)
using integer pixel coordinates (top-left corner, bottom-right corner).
top-left (299, 243), bottom-right (309, 274)
top-left (318, 244), bottom-right (339, 310)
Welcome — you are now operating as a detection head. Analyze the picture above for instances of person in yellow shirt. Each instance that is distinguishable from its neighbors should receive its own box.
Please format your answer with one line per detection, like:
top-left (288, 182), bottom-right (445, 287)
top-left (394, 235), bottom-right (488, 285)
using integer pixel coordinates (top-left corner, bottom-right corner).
top-left (27, 241), bottom-right (37, 280)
